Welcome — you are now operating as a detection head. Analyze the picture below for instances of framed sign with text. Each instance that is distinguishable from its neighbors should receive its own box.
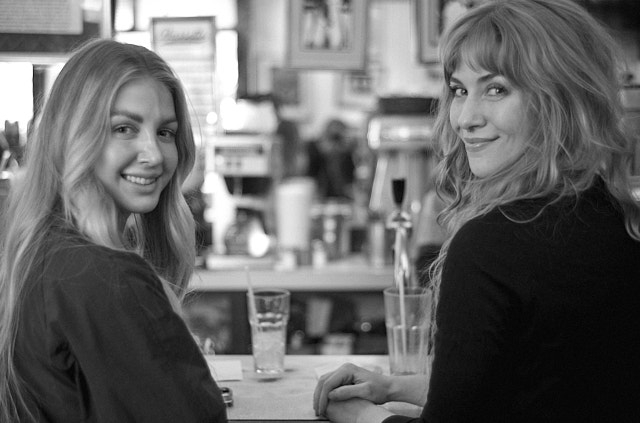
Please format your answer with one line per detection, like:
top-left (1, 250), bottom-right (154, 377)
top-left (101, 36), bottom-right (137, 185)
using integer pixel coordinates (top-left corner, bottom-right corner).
top-left (0, 0), bottom-right (111, 63)
top-left (152, 16), bottom-right (217, 141)
top-left (416, 0), bottom-right (441, 64)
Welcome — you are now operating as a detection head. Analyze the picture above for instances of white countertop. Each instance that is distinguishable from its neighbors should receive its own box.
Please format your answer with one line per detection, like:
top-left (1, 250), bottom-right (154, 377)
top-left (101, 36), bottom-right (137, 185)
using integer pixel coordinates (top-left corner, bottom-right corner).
top-left (210, 354), bottom-right (423, 422)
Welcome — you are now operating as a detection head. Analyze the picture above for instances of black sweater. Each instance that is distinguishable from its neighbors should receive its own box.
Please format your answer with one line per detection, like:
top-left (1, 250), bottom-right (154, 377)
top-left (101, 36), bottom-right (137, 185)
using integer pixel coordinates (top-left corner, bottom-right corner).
top-left (385, 181), bottom-right (640, 422)
top-left (14, 226), bottom-right (228, 422)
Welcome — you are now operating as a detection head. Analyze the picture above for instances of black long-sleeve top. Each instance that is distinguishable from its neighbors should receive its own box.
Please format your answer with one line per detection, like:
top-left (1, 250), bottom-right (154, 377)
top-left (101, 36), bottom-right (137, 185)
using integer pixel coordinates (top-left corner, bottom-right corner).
top-left (384, 180), bottom-right (640, 422)
top-left (14, 225), bottom-right (228, 422)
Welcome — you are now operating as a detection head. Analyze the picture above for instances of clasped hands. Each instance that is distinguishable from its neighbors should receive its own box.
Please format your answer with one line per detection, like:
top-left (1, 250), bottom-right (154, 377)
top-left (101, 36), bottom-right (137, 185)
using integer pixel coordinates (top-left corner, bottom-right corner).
top-left (313, 363), bottom-right (393, 423)
top-left (313, 362), bottom-right (428, 423)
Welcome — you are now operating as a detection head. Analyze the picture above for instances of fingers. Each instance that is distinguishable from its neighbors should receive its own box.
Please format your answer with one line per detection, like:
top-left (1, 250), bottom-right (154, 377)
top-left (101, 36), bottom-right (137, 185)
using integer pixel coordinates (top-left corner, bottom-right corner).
top-left (327, 384), bottom-right (365, 402)
top-left (313, 363), bottom-right (359, 416)
top-left (313, 372), bottom-right (329, 416)
top-left (314, 370), bottom-right (346, 416)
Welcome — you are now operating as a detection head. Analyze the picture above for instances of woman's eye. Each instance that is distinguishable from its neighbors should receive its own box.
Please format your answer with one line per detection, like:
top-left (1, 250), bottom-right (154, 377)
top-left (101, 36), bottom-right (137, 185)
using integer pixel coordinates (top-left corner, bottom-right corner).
top-left (487, 85), bottom-right (507, 96)
top-left (113, 125), bottom-right (135, 136)
top-left (449, 86), bottom-right (466, 97)
top-left (158, 129), bottom-right (177, 141)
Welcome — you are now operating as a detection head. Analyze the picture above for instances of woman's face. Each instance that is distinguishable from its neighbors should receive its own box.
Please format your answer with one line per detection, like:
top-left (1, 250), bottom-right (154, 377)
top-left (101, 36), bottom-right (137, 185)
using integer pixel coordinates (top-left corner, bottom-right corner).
top-left (448, 62), bottom-right (529, 178)
top-left (95, 77), bottom-right (179, 221)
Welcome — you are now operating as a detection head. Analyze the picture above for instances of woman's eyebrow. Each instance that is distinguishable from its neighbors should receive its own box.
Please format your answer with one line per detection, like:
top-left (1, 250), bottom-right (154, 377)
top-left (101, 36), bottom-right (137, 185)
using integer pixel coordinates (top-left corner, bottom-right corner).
top-left (111, 110), bottom-right (177, 126)
top-left (449, 73), bottom-right (500, 85)
top-left (111, 110), bottom-right (143, 123)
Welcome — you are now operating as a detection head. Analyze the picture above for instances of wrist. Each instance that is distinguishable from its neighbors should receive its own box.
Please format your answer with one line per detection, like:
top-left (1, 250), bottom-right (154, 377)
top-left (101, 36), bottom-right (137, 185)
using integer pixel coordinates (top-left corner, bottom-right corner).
top-left (386, 375), bottom-right (403, 403)
top-left (387, 374), bottom-right (429, 405)
top-left (356, 404), bottom-right (394, 423)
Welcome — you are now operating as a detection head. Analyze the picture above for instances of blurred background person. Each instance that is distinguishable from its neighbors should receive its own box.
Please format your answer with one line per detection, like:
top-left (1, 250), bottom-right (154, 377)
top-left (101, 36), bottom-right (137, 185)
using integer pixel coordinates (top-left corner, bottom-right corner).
top-left (305, 117), bottom-right (356, 200)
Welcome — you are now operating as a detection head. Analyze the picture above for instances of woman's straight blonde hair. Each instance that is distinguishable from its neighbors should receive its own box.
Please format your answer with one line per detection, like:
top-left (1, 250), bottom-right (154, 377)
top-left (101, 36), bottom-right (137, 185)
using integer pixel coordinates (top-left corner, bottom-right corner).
top-left (429, 0), bottom-right (640, 307)
top-left (0, 38), bottom-right (197, 422)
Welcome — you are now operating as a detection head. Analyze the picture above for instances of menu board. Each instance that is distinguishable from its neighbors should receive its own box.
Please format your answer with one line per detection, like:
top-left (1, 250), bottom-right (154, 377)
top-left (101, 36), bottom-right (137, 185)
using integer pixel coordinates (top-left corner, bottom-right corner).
top-left (0, 0), bottom-right (82, 34)
top-left (0, 0), bottom-right (110, 60)
top-left (152, 16), bottom-right (217, 144)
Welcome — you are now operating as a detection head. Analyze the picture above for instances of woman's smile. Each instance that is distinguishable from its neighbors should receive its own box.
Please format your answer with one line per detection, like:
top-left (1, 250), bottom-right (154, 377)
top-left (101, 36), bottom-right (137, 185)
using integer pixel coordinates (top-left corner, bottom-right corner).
top-left (462, 137), bottom-right (498, 153)
top-left (94, 77), bottom-right (179, 220)
top-left (449, 64), bottom-right (528, 177)
top-left (123, 174), bottom-right (160, 186)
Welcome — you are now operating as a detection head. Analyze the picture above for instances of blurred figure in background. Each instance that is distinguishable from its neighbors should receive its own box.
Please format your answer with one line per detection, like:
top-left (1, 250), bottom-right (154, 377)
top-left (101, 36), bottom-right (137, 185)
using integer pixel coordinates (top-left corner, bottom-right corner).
top-left (0, 120), bottom-right (23, 170)
top-left (273, 96), bottom-right (305, 180)
top-left (306, 118), bottom-right (356, 200)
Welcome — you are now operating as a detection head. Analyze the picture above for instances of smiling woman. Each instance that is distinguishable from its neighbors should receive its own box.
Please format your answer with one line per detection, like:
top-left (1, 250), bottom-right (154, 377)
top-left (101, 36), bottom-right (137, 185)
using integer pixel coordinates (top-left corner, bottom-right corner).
top-left (0, 39), bottom-right (228, 422)
top-left (313, 1), bottom-right (640, 422)
top-left (448, 67), bottom-right (527, 177)
top-left (96, 78), bottom-right (179, 223)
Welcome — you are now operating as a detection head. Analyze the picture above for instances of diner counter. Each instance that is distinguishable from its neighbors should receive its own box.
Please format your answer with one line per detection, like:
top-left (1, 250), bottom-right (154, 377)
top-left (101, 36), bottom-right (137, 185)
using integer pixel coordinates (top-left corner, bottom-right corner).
top-left (190, 255), bottom-right (393, 292)
top-left (185, 256), bottom-right (393, 355)
top-left (207, 354), bottom-right (423, 422)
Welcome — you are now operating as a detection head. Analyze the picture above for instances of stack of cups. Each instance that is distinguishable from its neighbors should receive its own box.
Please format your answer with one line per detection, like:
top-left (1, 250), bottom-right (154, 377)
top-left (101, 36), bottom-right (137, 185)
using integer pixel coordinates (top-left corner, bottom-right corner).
top-left (275, 177), bottom-right (315, 265)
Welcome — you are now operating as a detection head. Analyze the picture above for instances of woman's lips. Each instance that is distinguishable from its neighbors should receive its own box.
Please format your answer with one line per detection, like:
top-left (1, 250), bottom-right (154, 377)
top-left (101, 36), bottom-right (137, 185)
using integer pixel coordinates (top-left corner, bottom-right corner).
top-left (123, 174), bottom-right (159, 186)
top-left (463, 137), bottom-right (497, 152)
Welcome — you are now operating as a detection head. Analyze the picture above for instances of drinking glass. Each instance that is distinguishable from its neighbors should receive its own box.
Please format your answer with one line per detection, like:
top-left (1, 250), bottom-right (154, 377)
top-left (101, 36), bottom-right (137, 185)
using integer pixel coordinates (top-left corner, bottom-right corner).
top-left (384, 286), bottom-right (432, 375)
top-left (247, 288), bottom-right (290, 377)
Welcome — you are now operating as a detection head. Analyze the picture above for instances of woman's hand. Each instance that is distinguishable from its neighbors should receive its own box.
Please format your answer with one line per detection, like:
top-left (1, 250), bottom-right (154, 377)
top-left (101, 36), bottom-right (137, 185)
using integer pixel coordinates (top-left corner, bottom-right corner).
top-left (324, 397), bottom-right (394, 423)
top-left (313, 363), bottom-right (392, 417)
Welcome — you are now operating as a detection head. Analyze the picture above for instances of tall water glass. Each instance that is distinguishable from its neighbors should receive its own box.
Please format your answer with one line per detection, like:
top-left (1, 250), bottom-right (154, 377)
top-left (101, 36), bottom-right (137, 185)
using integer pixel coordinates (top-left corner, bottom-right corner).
top-left (384, 286), bottom-right (432, 375)
top-left (247, 288), bottom-right (290, 377)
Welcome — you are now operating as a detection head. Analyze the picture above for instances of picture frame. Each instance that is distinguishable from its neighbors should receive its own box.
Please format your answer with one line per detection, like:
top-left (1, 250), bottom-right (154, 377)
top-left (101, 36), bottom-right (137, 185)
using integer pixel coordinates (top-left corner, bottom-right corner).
top-left (0, 0), bottom-right (111, 64)
top-left (287, 0), bottom-right (368, 71)
top-left (337, 64), bottom-right (382, 110)
top-left (415, 0), bottom-right (441, 64)
top-left (152, 16), bottom-right (217, 139)
top-left (417, 0), bottom-right (480, 64)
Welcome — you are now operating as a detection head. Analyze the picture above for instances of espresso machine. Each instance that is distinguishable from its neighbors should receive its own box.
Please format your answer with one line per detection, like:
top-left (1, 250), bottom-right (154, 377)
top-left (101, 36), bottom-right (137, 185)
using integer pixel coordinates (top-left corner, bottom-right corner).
top-left (203, 98), bottom-right (282, 267)
top-left (367, 97), bottom-right (438, 222)
top-left (366, 97), bottom-right (438, 268)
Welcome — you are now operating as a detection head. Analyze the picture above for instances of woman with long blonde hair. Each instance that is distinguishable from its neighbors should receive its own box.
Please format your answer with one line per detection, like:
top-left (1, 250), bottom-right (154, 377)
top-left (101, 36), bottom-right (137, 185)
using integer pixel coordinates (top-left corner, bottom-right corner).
top-left (0, 39), bottom-right (227, 422)
top-left (314, 1), bottom-right (640, 421)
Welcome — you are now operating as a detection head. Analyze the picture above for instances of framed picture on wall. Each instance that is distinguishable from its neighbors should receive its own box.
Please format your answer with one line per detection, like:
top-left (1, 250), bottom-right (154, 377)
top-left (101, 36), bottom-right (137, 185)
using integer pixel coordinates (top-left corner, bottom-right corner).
top-left (416, 0), bottom-right (441, 64)
top-left (416, 0), bottom-right (480, 64)
top-left (0, 0), bottom-right (111, 63)
top-left (337, 63), bottom-right (383, 110)
top-left (287, 0), bottom-right (368, 71)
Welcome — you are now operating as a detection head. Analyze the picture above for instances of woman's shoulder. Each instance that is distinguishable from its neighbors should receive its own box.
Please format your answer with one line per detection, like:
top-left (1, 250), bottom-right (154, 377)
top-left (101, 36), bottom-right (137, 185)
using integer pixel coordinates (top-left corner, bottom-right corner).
top-left (452, 180), bottom-right (623, 254)
top-left (38, 226), bottom-right (160, 297)
top-left (46, 227), bottom-right (147, 267)
top-left (453, 206), bottom-right (524, 245)
top-left (448, 209), bottom-right (520, 271)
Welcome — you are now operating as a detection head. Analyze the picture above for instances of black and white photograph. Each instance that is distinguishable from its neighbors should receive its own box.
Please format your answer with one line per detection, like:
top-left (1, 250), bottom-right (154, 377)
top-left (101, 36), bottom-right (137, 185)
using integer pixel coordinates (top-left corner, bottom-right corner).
top-left (1, 0), bottom-right (640, 422)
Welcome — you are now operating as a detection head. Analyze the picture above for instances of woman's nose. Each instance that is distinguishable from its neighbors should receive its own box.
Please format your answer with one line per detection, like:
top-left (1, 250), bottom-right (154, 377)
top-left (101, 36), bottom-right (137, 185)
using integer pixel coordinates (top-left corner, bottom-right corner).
top-left (137, 130), bottom-right (163, 166)
top-left (456, 97), bottom-right (485, 131)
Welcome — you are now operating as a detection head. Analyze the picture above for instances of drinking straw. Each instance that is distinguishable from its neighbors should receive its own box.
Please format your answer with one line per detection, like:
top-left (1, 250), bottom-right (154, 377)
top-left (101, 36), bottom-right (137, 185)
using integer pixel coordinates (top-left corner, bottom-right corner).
top-left (392, 233), bottom-right (408, 357)
top-left (396, 260), bottom-right (408, 359)
top-left (0, 150), bottom-right (11, 172)
top-left (391, 179), bottom-right (409, 360)
top-left (245, 266), bottom-right (257, 322)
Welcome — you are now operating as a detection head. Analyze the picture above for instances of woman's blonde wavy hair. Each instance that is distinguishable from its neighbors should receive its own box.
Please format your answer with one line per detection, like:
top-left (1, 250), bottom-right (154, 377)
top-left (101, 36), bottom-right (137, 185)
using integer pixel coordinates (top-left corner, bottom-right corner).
top-left (428, 0), bottom-right (640, 308)
top-left (0, 38), bottom-right (196, 421)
